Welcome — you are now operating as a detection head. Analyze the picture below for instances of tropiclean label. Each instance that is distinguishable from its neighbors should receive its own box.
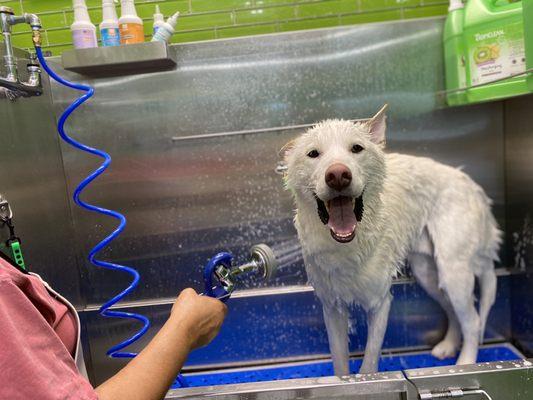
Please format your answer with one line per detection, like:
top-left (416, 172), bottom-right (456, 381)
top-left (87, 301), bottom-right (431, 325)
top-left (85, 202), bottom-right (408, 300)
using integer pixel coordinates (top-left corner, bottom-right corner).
top-left (469, 22), bottom-right (525, 85)
top-left (475, 29), bottom-right (504, 42)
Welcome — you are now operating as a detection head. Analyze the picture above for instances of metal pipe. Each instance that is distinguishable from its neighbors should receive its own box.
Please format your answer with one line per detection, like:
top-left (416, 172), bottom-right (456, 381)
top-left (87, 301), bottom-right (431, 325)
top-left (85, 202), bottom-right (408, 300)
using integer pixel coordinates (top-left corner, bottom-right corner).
top-left (2, 35), bottom-right (16, 81)
top-left (21, 12), bottom-right (42, 29)
top-left (171, 118), bottom-right (370, 142)
top-left (1, 7), bottom-right (18, 82)
top-left (0, 7), bottom-right (42, 99)
top-left (419, 388), bottom-right (494, 400)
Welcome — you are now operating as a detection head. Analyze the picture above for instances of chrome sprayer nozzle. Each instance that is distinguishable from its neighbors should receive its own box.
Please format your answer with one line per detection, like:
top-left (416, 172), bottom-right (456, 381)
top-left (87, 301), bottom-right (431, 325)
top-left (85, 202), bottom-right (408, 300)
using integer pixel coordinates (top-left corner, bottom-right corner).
top-left (230, 244), bottom-right (278, 280)
top-left (249, 244), bottom-right (277, 280)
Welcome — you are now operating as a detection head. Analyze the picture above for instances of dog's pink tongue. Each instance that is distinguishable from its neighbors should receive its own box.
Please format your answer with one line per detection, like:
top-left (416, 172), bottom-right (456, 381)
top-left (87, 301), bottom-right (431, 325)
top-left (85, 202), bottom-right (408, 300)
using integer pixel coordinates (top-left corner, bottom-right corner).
top-left (327, 196), bottom-right (356, 234)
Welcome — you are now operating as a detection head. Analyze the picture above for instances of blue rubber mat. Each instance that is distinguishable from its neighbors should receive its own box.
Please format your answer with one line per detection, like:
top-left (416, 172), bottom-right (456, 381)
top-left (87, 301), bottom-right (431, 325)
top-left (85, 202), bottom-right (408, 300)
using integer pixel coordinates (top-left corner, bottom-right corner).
top-left (172, 344), bottom-right (522, 389)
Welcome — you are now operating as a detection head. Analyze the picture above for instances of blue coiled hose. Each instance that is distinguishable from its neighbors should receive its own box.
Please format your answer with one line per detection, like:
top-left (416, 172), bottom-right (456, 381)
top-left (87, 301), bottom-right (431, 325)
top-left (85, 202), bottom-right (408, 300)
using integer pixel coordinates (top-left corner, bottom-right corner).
top-left (36, 47), bottom-right (189, 387)
top-left (35, 47), bottom-right (151, 358)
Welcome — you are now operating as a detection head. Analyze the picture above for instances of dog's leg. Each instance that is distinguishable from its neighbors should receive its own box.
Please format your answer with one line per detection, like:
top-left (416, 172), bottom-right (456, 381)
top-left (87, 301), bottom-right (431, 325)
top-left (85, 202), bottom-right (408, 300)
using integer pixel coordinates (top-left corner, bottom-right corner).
top-left (409, 253), bottom-right (461, 359)
top-left (322, 305), bottom-right (350, 376)
top-left (360, 293), bottom-right (392, 373)
top-left (478, 266), bottom-right (497, 342)
top-left (440, 264), bottom-right (480, 365)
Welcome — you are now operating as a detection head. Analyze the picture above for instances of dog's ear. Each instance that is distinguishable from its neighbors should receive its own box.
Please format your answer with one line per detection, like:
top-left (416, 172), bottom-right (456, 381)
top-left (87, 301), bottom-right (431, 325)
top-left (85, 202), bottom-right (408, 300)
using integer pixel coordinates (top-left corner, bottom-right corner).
top-left (365, 104), bottom-right (388, 145)
top-left (279, 139), bottom-right (297, 159)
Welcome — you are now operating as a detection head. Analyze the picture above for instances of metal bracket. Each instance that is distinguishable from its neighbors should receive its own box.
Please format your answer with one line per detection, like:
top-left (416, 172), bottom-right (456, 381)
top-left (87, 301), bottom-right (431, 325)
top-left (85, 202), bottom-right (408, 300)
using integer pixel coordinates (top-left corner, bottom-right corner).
top-left (0, 194), bottom-right (12, 222)
top-left (419, 388), bottom-right (493, 400)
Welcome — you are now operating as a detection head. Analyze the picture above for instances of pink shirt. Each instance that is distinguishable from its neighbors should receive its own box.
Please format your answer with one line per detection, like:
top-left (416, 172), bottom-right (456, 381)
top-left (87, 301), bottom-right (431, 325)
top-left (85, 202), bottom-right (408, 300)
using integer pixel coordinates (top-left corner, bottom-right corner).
top-left (0, 257), bottom-right (98, 399)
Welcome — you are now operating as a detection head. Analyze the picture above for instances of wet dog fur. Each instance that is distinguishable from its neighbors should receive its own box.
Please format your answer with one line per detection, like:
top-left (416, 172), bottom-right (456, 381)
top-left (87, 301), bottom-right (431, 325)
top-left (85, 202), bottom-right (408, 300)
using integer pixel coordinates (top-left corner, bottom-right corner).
top-left (283, 106), bottom-right (501, 375)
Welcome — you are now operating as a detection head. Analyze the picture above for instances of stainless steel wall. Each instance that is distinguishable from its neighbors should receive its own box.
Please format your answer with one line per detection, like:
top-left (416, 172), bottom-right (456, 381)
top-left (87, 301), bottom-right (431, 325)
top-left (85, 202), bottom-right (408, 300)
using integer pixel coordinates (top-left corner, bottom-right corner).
top-left (40, 17), bottom-right (513, 384)
top-left (47, 18), bottom-right (506, 299)
top-left (505, 94), bottom-right (533, 355)
top-left (0, 47), bottom-right (83, 307)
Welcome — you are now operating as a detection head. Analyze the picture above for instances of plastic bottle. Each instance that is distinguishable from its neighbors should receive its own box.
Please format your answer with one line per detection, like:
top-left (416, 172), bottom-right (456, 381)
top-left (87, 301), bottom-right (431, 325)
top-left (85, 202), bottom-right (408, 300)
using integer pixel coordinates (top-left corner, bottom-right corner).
top-left (462, 0), bottom-right (529, 103)
top-left (151, 11), bottom-right (179, 44)
top-left (100, 0), bottom-right (121, 47)
top-left (153, 5), bottom-right (164, 35)
top-left (71, 0), bottom-right (98, 49)
top-left (443, 0), bottom-right (467, 106)
top-left (119, 0), bottom-right (144, 44)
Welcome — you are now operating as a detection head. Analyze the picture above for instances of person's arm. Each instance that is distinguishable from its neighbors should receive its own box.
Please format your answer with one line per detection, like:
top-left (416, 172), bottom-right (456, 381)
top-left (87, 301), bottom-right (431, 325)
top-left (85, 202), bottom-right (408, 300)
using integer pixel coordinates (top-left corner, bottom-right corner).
top-left (95, 288), bottom-right (227, 400)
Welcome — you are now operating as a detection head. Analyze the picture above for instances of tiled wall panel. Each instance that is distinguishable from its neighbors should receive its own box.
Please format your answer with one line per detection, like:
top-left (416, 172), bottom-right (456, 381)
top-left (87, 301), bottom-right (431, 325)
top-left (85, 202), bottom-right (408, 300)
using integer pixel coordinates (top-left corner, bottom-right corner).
top-left (0, 0), bottom-right (447, 55)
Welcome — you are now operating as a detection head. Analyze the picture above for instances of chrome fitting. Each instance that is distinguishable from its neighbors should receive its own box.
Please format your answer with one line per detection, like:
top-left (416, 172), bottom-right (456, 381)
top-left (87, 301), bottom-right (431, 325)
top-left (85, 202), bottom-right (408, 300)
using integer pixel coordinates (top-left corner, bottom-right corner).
top-left (0, 9), bottom-right (42, 99)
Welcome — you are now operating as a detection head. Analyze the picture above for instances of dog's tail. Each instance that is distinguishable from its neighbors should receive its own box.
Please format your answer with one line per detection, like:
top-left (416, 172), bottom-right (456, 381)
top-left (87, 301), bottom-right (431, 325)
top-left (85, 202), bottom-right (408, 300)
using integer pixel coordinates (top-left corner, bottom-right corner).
top-left (478, 267), bottom-right (497, 342)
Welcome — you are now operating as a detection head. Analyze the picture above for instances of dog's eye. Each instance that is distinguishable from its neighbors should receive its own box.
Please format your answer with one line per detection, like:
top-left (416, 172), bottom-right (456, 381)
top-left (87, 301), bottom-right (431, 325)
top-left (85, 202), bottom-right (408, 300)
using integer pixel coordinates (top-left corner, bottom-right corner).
top-left (307, 149), bottom-right (320, 158)
top-left (351, 144), bottom-right (364, 154)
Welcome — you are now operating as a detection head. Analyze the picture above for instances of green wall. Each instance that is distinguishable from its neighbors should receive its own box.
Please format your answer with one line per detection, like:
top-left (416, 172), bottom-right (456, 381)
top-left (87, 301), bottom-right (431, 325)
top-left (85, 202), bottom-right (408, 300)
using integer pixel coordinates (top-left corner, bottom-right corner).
top-left (1, 0), bottom-right (447, 55)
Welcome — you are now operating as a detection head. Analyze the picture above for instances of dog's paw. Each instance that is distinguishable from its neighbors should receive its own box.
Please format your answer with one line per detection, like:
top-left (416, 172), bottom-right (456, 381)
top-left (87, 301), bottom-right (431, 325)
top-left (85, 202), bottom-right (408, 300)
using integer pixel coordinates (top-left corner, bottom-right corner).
top-left (431, 340), bottom-right (459, 360)
top-left (359, 363), bottom-right (378, 374)
top-left (456, 347), bottom-right (477, 365)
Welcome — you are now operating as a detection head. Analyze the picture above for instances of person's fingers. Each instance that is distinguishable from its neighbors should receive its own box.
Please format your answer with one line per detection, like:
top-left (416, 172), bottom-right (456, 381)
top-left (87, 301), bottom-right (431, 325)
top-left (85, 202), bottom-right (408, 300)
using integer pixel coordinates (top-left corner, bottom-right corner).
top-left (207, 298), bottom-right (227, 317)
top-left (218, 301), bottom-right (228, 316)
top-left (180, 287), bottom-right (197, 297)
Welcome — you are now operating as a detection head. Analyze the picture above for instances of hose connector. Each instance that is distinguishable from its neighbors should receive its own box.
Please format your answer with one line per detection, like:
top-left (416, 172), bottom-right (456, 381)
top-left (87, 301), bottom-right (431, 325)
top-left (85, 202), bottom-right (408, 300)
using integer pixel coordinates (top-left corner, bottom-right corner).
top-left (32, 29), bottom-right (41, 47)
top-left (24, 13), bottom-right (41, 30)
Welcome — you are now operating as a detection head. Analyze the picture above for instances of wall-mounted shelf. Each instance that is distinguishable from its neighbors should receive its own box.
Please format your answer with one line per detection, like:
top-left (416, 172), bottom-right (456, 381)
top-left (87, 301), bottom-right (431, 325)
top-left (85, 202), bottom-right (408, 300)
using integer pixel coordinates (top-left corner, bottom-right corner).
top-left (61, 41), bottom-right (176, 76)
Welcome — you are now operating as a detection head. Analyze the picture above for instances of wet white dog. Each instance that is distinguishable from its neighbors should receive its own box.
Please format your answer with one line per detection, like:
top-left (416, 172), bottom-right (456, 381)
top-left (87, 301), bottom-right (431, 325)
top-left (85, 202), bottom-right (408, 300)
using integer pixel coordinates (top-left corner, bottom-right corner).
top-left (283, 106), bottom-right (501, 375)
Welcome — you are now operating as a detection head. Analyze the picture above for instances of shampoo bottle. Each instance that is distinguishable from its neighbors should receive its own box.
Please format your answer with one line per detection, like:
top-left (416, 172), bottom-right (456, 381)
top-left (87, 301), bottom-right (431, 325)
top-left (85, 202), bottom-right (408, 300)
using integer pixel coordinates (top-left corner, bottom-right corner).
top-left (119, 0), bottom-right (144, 44)
top-left (71, 0), bottom-right (98, 49)
top-left (100, 0), bottom-right (121, 47)
top-left (153, 5), bottom-right (164, 35)
top-left (151, 11), bottom-right (179, 44)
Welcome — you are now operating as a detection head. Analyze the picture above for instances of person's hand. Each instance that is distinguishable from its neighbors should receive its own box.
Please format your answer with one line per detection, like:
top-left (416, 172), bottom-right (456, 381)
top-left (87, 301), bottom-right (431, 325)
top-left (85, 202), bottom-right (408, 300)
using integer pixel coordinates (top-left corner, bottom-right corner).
top-left (170, 288), bottom-right (227, 350)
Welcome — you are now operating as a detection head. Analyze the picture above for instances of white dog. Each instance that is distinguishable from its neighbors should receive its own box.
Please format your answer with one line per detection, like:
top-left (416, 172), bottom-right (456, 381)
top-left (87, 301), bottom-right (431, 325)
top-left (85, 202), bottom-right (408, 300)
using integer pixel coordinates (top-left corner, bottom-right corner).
top-left (283, 105), bottom-right (501, 375)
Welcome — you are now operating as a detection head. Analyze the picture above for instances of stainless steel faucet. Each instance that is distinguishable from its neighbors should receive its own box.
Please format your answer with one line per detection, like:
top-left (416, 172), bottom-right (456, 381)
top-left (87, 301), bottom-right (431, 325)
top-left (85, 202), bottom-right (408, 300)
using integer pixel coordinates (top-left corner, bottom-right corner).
top-left (0, 6), bottom-right (42, 100)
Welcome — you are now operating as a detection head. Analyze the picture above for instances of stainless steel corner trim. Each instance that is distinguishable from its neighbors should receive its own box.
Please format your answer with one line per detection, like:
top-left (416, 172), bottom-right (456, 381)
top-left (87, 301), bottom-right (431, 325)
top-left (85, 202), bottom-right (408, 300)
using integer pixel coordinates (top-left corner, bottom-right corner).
top-left (165, 371), bottom-right (407, 399)
top-left (83, 285), bottom-right (316, 311)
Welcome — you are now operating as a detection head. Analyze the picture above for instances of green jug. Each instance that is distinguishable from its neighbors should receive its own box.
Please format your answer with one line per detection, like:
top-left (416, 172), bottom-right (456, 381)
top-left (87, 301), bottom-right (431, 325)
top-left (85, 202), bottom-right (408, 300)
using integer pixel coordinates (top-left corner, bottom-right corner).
top-left (462, 0), bottom-right (530, 103)
top-left (524, 0), bottom-right (533, 90)
top-left (444, 0), bottom-right (468, 105)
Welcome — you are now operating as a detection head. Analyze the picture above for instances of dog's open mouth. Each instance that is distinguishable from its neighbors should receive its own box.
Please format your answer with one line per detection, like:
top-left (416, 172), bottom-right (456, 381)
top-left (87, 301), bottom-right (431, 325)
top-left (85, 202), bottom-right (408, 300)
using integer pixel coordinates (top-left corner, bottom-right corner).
top-left (316, 194), bottom-right (364, 243)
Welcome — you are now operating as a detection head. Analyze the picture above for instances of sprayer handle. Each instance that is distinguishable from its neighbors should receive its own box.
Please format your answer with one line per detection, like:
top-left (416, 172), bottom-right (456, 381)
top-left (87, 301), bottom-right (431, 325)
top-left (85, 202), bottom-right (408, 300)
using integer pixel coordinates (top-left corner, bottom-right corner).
top-left (203, 252), bottom-right (234, 302)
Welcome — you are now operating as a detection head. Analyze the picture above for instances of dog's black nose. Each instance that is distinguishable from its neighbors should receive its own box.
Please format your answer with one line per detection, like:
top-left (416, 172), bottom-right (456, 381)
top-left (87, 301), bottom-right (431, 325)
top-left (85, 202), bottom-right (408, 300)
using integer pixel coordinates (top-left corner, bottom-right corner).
top-left (325, 163), bottom-right (352, 191)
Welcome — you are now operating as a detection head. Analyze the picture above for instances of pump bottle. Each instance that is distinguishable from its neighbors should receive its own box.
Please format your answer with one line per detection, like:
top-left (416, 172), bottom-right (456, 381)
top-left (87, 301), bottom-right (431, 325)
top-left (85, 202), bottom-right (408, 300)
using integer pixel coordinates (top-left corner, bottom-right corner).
top-left (100, 0), bottom-right (120, 47)
top-left (71, 0), bottom-right (98, 49)
top-left (119, 0), bottom-right (144, 44)
top-left (153, 5), bottom-right (164, 35)
top-left (151, 11), bottom-right (180, 44)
